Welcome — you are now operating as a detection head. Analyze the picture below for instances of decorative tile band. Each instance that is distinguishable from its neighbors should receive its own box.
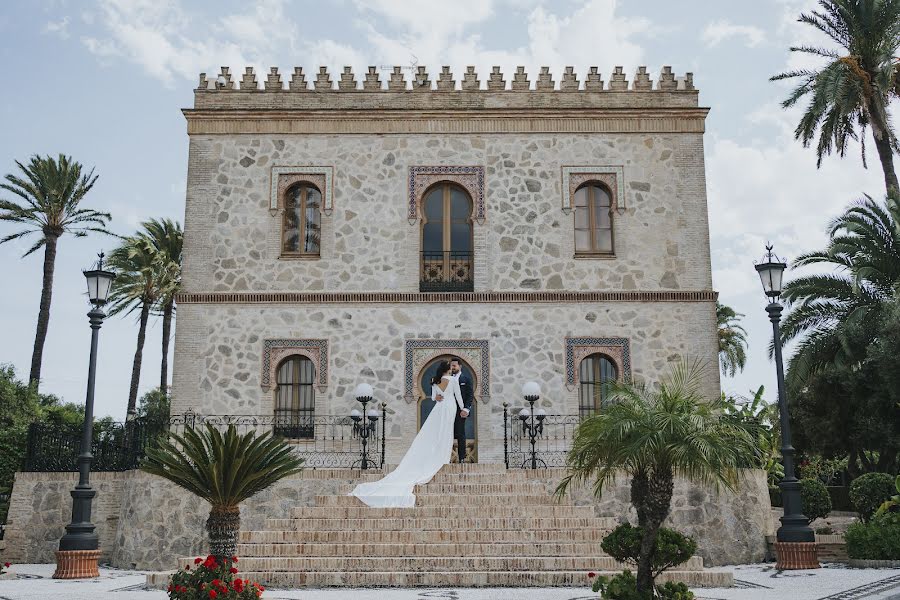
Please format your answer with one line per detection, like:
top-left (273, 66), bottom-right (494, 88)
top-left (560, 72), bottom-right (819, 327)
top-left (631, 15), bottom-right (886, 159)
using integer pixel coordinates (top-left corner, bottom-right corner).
top-left (408, 166), bottom-right (485, 223)
top-left (177, 290), bottom-right (717, 304)
top-left (404, 339), bottom-right (490, 404)
top-left (261, 339), bottom-right (329, 390)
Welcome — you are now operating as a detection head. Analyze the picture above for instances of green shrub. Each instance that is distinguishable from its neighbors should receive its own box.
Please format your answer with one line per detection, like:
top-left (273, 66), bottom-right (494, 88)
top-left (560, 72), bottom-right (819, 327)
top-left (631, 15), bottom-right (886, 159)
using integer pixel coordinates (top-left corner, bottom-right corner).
top-left (601, 523), bottom-right (697, 577)
top-left (850, 473), bottom-right (896, 522)
top-left (656, 581), bottom-right (696, 600)
top-left (845, 513), bottom-right (900, 560)
top-left (875, 475), bottom-right (900, 517)
top-left (800, 478), bottom-right (832, 522)
top-left (591, 571), bottom-right (694, 600)
top-left (768, 485), bottom-right (783, 507)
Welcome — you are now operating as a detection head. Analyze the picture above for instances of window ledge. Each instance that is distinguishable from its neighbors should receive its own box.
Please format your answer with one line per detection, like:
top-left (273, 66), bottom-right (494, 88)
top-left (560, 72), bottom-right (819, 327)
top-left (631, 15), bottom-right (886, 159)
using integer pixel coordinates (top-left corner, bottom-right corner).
top-left (279, 253), bottom-right (321, 261)
top-left (574, 253), bottom-right (617, 260)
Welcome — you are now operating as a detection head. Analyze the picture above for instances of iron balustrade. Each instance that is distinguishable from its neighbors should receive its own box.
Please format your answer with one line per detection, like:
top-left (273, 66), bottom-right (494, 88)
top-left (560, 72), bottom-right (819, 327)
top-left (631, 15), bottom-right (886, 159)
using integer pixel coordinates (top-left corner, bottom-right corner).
top-left (503, 404), bottom-right (581, 469)
top-left (23, 410), bottom-right (388, 472)
top-left (420, 250), bottom-right (474, 292)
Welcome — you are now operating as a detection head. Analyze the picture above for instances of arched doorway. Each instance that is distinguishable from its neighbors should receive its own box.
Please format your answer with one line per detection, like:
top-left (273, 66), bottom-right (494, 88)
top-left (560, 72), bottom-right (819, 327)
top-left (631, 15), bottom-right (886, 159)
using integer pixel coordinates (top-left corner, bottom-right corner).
top-left (417, 355), bottom-right (478, 462)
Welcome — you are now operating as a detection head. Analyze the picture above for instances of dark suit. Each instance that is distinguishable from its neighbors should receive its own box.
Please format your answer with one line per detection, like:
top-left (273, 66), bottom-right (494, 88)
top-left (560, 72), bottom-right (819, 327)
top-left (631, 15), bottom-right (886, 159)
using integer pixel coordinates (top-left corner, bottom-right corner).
top-left (454, 373), bottom-right (475, 462)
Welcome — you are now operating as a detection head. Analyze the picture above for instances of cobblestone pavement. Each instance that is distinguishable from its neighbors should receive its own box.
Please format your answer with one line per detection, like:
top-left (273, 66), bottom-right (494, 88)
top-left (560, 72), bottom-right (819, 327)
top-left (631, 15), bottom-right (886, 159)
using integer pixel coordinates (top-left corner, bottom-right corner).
top-left (0, 563), bottom-right (899, 599)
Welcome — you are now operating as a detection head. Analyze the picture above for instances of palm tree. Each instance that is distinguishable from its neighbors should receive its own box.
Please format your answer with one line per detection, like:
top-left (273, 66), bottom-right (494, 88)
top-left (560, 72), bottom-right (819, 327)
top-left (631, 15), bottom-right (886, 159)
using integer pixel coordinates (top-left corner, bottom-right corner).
top-left (142, 424), bottom-right (304, 559)
top-left (780, 193), bottom-right (900, 384)
top-left (771, 0), bottom-right (900, 194)
top-left (0, 154), bottom-right (111, 389)
top-left (107, 233), bottom-right (162, 418)
top-left (717, 302), bottom-right (748, 377)
top-left (140, 219), bottom-right (183, 395)
top-left (556, 359), bottom-right (757, 594)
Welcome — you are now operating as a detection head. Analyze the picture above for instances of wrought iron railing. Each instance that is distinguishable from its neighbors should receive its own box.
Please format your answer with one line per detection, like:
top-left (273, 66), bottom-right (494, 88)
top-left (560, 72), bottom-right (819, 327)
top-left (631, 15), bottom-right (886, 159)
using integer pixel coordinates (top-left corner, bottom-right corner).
top-left (503, 404), bottom-right (580, 469)
top-left (420, 250), bottom-right (474, 292)
top-left (23, 410), bottom-right (388, 472)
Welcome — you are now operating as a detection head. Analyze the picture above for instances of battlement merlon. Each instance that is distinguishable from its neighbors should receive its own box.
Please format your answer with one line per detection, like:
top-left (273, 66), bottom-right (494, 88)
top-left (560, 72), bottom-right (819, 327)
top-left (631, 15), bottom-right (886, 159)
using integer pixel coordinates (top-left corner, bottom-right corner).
top-left (185, 65), bottom-right (708, 135)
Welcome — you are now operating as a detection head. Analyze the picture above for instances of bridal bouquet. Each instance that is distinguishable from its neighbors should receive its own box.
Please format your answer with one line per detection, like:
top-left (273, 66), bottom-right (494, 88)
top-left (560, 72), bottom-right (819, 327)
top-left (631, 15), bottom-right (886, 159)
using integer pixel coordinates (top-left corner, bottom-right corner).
top-left (167, 556), bottom-right (265, 599)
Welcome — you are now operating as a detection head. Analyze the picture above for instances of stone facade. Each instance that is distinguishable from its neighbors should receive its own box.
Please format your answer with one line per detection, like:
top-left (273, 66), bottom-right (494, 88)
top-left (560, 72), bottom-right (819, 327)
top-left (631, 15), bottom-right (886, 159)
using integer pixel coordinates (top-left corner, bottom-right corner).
top-left (173, 64), bottom-right (718, 465)
top-left (3, 469), bottom-right (769, 569)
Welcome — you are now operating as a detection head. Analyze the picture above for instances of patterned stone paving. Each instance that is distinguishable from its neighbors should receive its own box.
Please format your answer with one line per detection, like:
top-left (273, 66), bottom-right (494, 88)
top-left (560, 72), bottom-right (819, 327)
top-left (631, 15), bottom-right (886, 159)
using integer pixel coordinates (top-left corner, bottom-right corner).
top-left (1, 564), bottom-right (900, 599)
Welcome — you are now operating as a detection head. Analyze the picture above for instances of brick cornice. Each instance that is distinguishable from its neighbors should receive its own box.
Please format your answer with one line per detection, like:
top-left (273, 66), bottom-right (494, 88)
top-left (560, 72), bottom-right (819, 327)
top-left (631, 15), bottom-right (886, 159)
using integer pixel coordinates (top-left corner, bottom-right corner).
top-left (175, 290), bottom-right (718, 304)
top-left (183, 108), bottom-right (709, 135)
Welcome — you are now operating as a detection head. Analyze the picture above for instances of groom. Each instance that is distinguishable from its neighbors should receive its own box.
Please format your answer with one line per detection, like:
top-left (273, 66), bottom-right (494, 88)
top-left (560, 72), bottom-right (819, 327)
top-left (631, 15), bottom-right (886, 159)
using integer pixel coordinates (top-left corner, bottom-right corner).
top-left (449, 357), bottom-right (474, 463)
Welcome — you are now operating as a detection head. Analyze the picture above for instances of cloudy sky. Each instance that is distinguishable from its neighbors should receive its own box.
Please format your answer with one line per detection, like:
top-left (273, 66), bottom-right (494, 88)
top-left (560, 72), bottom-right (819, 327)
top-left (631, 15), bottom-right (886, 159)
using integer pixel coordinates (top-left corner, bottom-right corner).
top-left (0, 0), bottom-right (888, 420)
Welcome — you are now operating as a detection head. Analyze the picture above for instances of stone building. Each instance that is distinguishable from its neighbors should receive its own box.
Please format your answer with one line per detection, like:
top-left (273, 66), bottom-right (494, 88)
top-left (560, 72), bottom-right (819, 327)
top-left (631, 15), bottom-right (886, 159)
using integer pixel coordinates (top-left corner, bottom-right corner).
top-left (172, 63), bottom-right (718, 465)
top-left (4, 65), bottom-right (774, 579)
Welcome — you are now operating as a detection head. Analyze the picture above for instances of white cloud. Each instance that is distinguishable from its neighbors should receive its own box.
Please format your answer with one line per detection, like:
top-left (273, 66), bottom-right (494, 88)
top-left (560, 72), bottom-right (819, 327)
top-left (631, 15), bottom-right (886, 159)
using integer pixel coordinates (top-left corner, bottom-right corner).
top-left (43, 16), bottom-right (70, 39)
top-left (701, 19), bottom-right (765, 48)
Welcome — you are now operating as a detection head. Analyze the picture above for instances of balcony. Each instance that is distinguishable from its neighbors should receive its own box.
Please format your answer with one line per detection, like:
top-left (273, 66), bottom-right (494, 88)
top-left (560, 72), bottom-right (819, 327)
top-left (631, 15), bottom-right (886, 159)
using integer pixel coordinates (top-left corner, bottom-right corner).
top-left (420, 250), bottom-right (474, 292)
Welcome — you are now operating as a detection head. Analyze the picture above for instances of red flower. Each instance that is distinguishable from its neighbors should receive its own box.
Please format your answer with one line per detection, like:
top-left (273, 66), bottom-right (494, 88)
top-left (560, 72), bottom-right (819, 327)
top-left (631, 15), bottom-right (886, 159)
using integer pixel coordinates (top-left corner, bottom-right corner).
top-left (212, 579), bottom-right (222, 587)
top-left (233, 578), bottom-right (244, 592)
top-left (209, 591), bottom-right (217, 599)
top-left (195, 557), bottom-right (203, 564)
top-left (167, 584), bottom-right (173, 592)
top-left (230, 567), bottom-right (238, 574)
top-left (231, 556), bottom-right (238, 562)
top-left (588, 571), bottom-right (596, 578)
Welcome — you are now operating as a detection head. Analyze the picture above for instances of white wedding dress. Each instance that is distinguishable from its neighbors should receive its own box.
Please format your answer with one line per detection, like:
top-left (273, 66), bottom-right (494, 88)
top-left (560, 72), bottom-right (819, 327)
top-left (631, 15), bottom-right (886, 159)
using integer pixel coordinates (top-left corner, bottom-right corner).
top-left (350, 375), bottom-right (464, 508)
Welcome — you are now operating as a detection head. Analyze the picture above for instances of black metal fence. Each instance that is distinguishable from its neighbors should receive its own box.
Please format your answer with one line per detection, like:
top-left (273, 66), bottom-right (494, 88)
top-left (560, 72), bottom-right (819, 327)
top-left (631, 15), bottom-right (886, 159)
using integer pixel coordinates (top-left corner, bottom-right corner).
top-left (23, 410), bottom-right (387, 473)
top-left (420, 250), bottom-right (474, 292)
top-left (503, 404), bottom-right (580, 469)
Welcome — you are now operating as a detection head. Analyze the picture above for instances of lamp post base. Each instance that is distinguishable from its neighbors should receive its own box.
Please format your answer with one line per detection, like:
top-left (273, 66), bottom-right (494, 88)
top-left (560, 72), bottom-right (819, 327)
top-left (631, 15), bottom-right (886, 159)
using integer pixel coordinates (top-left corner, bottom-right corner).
top-left (53, 549), bottom-right (101, 579)
top-left (774, 542), bottom-right (820, 570)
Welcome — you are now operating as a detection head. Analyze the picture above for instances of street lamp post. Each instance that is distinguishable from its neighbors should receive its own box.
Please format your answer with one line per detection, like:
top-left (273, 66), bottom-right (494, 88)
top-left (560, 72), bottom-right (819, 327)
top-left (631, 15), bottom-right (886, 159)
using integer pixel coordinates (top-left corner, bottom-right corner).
top-left (518, 381), bottom-right (547, 469)
top-left (754, 244), bottom-right (819, 570)
top-left (350, 383), bottom-right (380, 470)
top-left (54, 254), bottom-right (115, 579)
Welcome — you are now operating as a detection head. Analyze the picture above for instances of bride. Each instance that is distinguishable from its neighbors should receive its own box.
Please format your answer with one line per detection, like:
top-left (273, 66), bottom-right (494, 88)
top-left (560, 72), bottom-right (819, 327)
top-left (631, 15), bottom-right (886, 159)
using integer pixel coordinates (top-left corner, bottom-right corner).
top-left (350, 360), bottom-right (466, 508)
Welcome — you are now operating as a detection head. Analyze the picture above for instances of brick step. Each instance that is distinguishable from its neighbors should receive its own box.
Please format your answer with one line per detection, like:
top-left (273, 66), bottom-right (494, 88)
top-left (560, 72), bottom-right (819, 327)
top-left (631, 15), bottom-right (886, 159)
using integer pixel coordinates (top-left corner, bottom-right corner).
top-left (234, 541), bottom-right (607, 558)
top-left (240, 527), bottom-right (614, 545)
top-left (211, 569), bottom-right (731, 588)
top-left (317, 494), bottom-right (562, 507)
top-left (431, 464), bottom-right (509, 473)
top-left (288, 505), bottom-right (592, 519)
top-left (340, 482), bottom-right (551, 495)
top-left (266, 516), bottom-right (617, 531)
top-left (222, 555), bottom-right (707, 573)
top-left (428, 471), bottom-right (534, 483)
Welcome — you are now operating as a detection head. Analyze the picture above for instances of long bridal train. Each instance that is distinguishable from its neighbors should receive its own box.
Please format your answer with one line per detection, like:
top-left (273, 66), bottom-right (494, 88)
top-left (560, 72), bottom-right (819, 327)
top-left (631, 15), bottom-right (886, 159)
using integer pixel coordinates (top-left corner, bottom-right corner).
top-left (350, 374), bottom-right (464, 508)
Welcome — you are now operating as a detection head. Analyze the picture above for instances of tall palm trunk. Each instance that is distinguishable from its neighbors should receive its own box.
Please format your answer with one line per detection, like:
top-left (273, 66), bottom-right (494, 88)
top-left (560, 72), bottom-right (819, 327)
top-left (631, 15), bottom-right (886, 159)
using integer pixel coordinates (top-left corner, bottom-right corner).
top-left (160, 299), bottom-right (173, 395)
top-left (206, 505), bottom-right (240, 560)
top-left (126, 300), bottom-right (151, 418)
top-left (869, 101), bottom-right (899, 195)
top-left (633, 469), bottom-right (675, 594)
top-left (29, 233), bottom-right (59, 389)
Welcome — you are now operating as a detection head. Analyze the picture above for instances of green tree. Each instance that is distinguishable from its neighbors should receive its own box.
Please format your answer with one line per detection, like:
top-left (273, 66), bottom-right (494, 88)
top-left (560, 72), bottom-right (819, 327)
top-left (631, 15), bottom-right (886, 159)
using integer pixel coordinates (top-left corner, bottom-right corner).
top-left (141, 424), bottom-right (304, 559)
top-left (717, 302), bottom-right (748, 377)
top-left (555, 360), bottom-right (757, 594)
top-left (780, 193), bottom-right (900, 383)
top-left (107, 232), bottom-right (164, 418)
top-left (0, 154), bottom-right (111, 388)
top-left (140, 219), bottom-right (182, 395)
top-left (136, 387), bottom-right (171, 424)
top-left (723, 386), bottom-right (784, 486)
top-left (771, 0), bottom-right (900, 193)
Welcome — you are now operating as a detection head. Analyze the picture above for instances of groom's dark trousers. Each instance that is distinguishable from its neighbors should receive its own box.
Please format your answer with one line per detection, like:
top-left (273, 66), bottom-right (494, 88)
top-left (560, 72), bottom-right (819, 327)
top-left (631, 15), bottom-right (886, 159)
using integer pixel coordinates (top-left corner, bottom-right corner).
top-left (454, 373), bottom-right (475, 462)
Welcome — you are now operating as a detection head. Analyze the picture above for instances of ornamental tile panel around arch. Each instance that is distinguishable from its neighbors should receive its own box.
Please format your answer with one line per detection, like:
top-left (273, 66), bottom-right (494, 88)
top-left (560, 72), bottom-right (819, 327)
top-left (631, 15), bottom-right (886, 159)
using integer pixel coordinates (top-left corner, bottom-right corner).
top-left (270, 166), bottom-right (334, 215)
top-left (261, 339), bottom-right (329, 392)
top-left (561, 166), bottom-right (625, 214)
top-left (565, 337), bottom-right (631, 388)
top-left (404, 339), bottom-right (490, 403)
top-left (408, 166), bottom-right (485, 224)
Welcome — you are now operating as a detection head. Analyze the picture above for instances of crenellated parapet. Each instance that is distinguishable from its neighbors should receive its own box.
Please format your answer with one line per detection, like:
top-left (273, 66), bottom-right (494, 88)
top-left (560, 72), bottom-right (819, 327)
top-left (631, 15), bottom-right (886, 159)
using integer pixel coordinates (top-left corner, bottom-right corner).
top-left (186, 64), bottom-right (706, 134)
top-left (197, 65), bottom-right (696, 93)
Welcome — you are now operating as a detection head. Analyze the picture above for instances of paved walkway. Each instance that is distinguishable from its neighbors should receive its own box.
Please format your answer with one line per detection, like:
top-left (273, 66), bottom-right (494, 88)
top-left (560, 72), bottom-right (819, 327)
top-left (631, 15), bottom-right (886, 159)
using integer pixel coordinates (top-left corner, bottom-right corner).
top-left (0, 563), bottom-right (899, 599)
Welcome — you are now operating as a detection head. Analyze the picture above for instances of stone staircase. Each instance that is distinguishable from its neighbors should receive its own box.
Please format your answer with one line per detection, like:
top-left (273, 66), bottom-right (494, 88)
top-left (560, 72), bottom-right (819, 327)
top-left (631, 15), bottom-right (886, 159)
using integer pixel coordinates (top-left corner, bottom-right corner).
top-left (194, 464), bottom-right (732, 588)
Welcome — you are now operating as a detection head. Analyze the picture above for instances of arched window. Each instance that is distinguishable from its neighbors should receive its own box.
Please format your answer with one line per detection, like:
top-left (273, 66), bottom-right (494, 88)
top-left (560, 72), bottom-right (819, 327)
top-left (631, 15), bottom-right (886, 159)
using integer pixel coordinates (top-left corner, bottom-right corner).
top-left (283, 184), bottom-right (321, 256)
top-left (579, 353), bottom-right (617, 418)
top-left (420, 183), bottom-right (474, 292)
top-left (574, 183), bottom-right (613, 255)
top-left (274, 355), bottom-right (315, 438)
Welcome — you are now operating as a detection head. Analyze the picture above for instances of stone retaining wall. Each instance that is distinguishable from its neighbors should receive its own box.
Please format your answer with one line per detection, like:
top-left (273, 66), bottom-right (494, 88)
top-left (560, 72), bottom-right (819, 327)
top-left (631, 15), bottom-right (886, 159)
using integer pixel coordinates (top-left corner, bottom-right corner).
top-left (4, 468), bottom-right (769, 569)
